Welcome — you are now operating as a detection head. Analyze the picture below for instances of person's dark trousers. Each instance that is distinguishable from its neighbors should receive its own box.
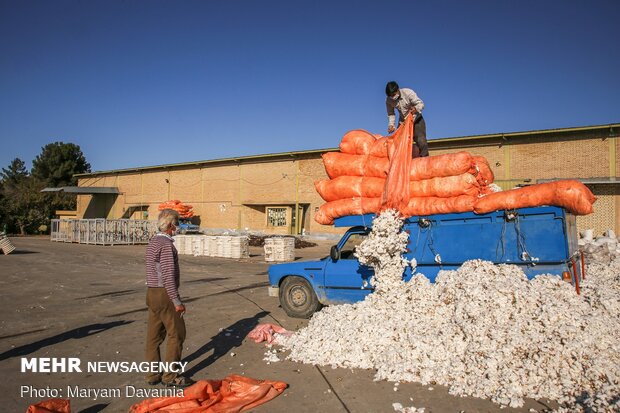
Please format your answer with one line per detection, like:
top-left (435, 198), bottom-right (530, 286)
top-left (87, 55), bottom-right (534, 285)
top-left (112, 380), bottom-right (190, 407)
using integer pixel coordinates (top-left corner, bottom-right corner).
top-left (413, 115), bottom-right (429, 157)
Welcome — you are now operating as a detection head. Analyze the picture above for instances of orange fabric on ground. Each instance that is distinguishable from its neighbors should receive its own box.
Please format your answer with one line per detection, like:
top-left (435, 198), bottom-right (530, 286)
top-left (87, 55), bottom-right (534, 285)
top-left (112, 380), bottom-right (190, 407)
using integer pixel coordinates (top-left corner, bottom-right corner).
top-left (473, 180), bottom-right (596, 215)
top-left (26, 399), bottom-right (70, 413)
top-left (247, 323), bottom-right (292, 344)
top-left (129, 375), bottom-right (287, 413)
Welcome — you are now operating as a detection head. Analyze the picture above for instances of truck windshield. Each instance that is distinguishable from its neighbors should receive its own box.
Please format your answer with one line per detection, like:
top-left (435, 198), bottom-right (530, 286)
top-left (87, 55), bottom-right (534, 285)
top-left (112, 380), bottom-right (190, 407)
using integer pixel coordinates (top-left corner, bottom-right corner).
top-left (340, 233), bottom-right (368, 259)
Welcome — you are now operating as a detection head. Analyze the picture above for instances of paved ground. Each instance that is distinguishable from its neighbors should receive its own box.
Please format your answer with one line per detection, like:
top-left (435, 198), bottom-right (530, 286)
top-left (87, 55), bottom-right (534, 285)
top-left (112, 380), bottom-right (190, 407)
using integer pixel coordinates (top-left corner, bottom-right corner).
top-left (0, 237), bottom-right (558, 413)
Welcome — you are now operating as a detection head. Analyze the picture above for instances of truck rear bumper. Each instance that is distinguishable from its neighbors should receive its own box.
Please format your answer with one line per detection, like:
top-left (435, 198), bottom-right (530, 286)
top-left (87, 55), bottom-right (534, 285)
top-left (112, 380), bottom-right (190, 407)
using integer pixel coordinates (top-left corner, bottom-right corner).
top-left (268, 286), bottom-right (279, 297)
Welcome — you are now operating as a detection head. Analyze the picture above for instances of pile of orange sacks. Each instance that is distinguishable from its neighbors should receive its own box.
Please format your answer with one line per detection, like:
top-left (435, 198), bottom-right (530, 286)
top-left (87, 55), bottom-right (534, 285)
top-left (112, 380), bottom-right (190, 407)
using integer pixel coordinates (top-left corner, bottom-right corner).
top-left (158, 200), bottom-right (194, 218)
top-left (314, 129), bottom-right (596, 225)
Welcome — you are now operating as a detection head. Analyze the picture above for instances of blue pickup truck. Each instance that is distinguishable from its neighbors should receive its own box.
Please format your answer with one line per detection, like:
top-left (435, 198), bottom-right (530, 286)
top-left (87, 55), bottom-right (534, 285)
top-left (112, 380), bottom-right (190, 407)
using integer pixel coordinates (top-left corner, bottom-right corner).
top-left (268, 206), bottom-right (584, 318)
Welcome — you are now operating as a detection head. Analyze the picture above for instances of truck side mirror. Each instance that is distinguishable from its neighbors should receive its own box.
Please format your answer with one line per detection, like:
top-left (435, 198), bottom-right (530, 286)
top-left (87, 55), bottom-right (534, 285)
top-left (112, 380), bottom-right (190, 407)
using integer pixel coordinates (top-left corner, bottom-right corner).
top-left (330, 245), bottom-right (340, 261)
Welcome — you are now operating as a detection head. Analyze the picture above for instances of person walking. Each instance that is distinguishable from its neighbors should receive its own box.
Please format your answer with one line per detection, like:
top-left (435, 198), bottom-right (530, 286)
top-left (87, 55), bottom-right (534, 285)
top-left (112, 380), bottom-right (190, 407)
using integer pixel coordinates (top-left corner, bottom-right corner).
top-left (385, 81), bottom-right (429, 157)
top-left (144, 208), bottom-right (194, 387)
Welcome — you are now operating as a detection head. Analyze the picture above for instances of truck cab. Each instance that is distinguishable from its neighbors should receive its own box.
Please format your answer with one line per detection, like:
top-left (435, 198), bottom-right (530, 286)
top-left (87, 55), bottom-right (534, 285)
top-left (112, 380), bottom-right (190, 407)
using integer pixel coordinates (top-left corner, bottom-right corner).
top-left (178, 218), bottom-right (201, 234)
top-left (268, 206), bottom-right (584, 318)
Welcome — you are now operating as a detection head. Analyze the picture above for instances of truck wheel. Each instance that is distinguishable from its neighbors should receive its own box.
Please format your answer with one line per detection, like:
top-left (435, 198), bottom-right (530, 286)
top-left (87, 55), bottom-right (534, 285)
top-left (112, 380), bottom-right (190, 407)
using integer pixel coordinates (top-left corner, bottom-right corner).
top-left (279, 276), bottom-right (322, 319)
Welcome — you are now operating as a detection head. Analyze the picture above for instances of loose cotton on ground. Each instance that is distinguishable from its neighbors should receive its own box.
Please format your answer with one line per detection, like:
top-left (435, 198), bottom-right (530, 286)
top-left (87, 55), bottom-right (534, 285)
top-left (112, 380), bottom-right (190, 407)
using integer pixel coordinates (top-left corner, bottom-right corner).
top-left (278, 211), bottom-right (620, 411)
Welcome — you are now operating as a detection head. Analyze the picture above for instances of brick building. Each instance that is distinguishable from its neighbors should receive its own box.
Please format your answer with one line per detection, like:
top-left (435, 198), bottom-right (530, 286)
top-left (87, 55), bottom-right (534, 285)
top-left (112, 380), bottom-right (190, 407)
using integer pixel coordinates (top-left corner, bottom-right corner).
top-left (74, 123), bottom-right (619, 236)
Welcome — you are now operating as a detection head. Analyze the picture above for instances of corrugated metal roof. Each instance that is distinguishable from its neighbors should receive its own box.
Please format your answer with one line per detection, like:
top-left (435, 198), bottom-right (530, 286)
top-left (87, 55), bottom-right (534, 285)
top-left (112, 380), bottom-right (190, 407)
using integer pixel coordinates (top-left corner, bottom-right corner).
top-left (42, 186), bottom-right (120, 194)
top-left (75, 122), bottom-right (619, 177)
top-left (537, 177), bottom-right (620, 185)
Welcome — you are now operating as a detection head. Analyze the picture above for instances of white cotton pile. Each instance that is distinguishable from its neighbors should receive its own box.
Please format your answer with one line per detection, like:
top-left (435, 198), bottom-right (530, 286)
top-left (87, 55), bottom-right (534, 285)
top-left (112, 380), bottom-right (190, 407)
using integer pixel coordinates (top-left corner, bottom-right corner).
top-left (263, 349), bottom-right (281, 363)
top-left (392, 402), bottom-right (425, 413)
top-left (279, 210), bottom-right (620, 411)
top-left (580, 229), bottom-right (620, 264)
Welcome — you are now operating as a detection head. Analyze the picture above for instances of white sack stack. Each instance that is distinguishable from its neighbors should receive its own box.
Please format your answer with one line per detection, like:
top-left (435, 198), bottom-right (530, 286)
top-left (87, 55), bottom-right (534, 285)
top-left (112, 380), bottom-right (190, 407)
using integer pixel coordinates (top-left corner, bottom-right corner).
top-left (278, 210), bottom-right (620, 412)
top-left (173, 235), bottom-right (249, 259)
top-left (264, 237), bottom-right (295, 262)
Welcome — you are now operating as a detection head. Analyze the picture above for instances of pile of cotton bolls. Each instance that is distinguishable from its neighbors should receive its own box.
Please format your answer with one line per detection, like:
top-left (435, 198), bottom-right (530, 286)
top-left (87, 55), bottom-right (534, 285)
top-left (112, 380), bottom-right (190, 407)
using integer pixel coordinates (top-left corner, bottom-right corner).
top-left (392, 402), bottom-right (425, 413)
top-left (580, 229), bottom-right (620, 264)
top-left (278, 210), bottom-right (620, 411)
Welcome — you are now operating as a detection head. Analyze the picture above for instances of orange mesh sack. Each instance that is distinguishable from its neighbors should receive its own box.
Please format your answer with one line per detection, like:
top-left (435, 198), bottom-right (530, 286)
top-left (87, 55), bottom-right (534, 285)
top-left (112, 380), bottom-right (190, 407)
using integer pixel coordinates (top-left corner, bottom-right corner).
top-left (322, 152), bottom-right (390, 179)
top-left (315, 173), bottom-right (481, 202)
top-left (339, 129), bottom-right (376, 155)
top-left (339, 129), bottom-right (394, 158)
top-left (410, 174), bottom-right (480, 198)
top-left (410, 151), bottom-right (476, 181)
top-left (315, 198), bottom-right (382, 225)
top-left (315, 176), bottom-right (386, 202)
top-left (480, 185), bottom-right (496, 196)
top-left (474, 180), bottom-right (596, 215)
top-left (158, 200), bottom-right (194, 218)
top-left (473, 156), bottom-right (494, 186)
top-left (401, 195), bottom-right (476, 216)
top-left (369, 136), bottom-right (394, 158)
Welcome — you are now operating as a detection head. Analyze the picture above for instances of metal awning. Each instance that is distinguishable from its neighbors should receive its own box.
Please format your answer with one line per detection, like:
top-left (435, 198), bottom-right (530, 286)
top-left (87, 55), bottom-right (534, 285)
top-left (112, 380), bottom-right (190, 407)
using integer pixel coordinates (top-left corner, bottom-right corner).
top-left (242, 201), bottom-right (310, 206)
top-left (537, 177), bottom-right (619, 185)
top-left (41, 186), bottom-right (120, 194)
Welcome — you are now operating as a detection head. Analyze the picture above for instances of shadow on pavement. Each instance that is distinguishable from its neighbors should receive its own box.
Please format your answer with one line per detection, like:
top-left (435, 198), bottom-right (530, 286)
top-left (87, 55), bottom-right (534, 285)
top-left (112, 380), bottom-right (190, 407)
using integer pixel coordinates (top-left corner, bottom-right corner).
top-left (77, 289), bottom-right (138, 300)
top-left (183, 311), bottom-right (269, 378)
top-left (185, 277), bottom-right (230, 284)
top-left (0, 327), bottom-right (47, 340)
top-left (207, 282), bottom-right (269, 297)
top-left (0, 321), bottom-right (133, 361)
top-left (78, 403), bottom-right (109, 413)
top-left (6, 250), bottom-right (39, 254)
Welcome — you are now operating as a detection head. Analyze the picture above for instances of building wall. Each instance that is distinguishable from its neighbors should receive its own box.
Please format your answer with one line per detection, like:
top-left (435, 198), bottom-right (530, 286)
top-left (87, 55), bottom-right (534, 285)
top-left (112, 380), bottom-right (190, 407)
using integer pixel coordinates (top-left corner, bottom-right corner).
top-left (577, 185), bottom-right (617, 237)
top-left (77, 129), bottom-right (619, 237)
top-left (509, 138), bottom-right (609, 179)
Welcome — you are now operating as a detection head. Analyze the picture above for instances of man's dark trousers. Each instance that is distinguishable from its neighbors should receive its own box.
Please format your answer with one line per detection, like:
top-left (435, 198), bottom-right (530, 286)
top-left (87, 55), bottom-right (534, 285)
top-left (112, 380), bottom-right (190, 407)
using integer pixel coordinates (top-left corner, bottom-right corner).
top-left (412, 115), bottom-right (429, 157)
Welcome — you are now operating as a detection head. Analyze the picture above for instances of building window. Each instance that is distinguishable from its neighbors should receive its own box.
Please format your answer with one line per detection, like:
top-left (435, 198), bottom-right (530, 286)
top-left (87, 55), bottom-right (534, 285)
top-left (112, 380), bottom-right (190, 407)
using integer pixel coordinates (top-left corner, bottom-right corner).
top-left (267, 207), bottom-right (287, 227)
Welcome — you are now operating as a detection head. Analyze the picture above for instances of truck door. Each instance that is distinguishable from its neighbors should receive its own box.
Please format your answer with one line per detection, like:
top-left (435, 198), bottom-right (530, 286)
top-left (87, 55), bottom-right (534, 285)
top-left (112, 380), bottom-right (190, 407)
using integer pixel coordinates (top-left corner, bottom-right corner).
top-left (323, 231), bottom-right (374, 304)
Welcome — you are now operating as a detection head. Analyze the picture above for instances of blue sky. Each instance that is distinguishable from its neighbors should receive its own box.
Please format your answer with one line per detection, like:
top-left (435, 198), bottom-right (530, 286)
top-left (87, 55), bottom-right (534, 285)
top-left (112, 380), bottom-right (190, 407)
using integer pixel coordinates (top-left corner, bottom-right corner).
top-left (1, 0), bottom-right (618, 172)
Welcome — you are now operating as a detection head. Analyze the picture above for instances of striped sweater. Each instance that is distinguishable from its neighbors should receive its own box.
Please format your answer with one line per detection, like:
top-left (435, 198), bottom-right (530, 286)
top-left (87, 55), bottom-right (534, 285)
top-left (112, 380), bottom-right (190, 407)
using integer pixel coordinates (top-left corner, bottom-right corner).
top-left (145, 233), bottom-right (182, 306)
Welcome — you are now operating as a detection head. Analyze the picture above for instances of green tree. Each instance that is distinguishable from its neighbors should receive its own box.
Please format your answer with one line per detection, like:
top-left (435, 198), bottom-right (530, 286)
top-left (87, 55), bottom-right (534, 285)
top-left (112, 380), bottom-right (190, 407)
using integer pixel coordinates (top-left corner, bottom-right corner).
top-left (0, 180), bottom-right (5, 233)
top-left (32, 142), bottom-right (91, 187)
top-left (0, 158), bottom-right (48, 235)
top-left (1, 158), bottom-right (28, 186)
top-left (31, 142), bottom-right (91, 213)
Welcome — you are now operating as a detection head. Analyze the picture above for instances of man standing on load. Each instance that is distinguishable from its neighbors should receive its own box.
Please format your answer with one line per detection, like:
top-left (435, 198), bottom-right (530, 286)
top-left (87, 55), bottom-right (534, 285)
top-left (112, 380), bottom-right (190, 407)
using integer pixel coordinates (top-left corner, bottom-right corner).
top-left (385, 81), bottom-right (429, 157)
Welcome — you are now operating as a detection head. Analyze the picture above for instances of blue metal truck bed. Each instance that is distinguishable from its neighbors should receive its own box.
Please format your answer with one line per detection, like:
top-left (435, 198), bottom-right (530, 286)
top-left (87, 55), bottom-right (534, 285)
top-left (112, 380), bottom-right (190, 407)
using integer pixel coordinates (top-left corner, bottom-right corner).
top-left (268, 206), bottom-right (583, 318)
